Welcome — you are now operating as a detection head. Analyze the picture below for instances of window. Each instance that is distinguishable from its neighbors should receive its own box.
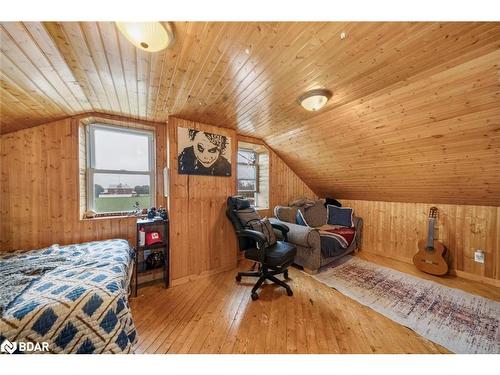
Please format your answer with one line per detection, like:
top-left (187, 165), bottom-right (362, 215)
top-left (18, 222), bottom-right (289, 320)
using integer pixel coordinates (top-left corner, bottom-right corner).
top-left (86, 124), bottom-right (155, 214)
top-left (237, 143), bottom-right (269, 209)
top-left (237, 149), bottom-right (258, 206)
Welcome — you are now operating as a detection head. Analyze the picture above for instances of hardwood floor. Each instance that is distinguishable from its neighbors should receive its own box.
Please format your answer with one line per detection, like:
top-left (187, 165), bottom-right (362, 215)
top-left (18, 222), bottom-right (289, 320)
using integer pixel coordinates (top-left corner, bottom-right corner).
top-left (129, 252), bottom-right (500, 354)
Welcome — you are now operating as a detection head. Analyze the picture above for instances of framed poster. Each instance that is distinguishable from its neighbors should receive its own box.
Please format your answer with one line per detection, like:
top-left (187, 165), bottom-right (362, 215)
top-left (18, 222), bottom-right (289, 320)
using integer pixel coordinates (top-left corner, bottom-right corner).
top-left (177, 127), bottom-right (231, 176)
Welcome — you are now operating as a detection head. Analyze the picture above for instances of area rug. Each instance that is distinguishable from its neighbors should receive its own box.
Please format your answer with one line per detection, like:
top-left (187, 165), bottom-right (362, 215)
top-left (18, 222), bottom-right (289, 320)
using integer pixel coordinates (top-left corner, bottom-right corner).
top-left (311, 256), bottom-right (500, 354)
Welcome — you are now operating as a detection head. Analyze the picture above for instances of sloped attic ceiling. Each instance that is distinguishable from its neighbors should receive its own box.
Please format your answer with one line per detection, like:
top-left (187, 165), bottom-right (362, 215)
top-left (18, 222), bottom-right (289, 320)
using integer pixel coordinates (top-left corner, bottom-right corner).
top-left (1, 22), bottom-right (499, 205)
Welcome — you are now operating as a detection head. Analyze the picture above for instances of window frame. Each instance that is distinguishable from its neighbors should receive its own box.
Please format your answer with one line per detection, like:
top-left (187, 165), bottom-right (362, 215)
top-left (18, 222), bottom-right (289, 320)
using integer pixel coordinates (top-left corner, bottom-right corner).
top-left (237, 148), bottom-right (259, 206)
top-left (86, 123), bottom-right (156, 214)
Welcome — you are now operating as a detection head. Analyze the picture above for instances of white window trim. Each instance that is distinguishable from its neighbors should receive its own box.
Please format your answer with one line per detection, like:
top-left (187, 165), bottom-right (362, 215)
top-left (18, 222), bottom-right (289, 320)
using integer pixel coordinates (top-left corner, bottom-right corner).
top-left (86, 123), bottom-right (155, 214)
top-left (237, 148), bottom-right (259, 207)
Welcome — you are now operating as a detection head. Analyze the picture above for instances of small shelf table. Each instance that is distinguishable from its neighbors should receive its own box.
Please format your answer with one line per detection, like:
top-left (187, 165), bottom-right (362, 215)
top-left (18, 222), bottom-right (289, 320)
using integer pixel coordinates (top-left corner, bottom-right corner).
top-left (134, 217), bottom-right (169, 296)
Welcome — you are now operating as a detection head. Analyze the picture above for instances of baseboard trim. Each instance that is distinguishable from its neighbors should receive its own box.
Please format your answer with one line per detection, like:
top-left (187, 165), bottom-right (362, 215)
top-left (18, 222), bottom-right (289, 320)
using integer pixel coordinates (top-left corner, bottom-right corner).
top-left (360, 250), bottom-right (500, 288)
top-left (170, 264), bottom-right (236, 287)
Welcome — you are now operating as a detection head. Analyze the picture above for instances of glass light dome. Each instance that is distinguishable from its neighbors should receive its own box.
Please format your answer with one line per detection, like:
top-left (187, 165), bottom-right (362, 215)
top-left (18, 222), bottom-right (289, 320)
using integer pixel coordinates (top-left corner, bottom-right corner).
top-left (298, 89), bottom-right (332, 111)
top-left (116, 22), bottom-right (173, 52)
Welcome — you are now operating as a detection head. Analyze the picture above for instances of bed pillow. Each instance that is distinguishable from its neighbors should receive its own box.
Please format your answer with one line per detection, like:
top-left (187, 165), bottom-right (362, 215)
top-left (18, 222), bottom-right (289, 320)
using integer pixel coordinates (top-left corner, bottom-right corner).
top-left (246, 218), bottom-right (277, 247)
top-left (327, 205), bottom-right (354, 227)
top-left (295, 209), bottom-right (310, 227)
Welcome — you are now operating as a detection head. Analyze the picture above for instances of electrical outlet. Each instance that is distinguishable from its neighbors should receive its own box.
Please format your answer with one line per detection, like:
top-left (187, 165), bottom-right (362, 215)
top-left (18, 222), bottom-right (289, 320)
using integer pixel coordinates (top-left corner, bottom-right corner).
top-left (474, 249), bottom-right (485, 264)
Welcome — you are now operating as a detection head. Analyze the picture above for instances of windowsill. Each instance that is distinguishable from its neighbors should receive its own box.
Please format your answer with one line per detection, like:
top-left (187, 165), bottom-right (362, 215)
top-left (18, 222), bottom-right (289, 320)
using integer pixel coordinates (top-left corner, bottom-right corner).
top-left (81, 214), bottom-right (145, 221)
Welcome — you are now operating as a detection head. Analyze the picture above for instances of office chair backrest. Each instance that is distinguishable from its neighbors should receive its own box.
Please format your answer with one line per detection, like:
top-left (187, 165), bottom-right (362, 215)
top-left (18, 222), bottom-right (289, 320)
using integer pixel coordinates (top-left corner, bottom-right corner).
top-left (226, 196), bottom-right (257, 251)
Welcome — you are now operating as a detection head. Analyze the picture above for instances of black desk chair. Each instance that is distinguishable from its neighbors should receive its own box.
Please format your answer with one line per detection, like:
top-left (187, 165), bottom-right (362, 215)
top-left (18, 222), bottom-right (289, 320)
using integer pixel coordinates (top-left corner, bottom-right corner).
top-left (226, 196), bottom-right (296, 300)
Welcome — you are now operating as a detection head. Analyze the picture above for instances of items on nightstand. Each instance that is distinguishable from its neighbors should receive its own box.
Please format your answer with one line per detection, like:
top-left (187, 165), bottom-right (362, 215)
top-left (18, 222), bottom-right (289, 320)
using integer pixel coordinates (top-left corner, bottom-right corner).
top-left (147, 207), bottom-right (157, 219)
top-left (134, 213), bottom-right (169, 297)
top-left (146, 251), bottom-right (165, 270)
top-left (138, 226), bottom-right (146, 246)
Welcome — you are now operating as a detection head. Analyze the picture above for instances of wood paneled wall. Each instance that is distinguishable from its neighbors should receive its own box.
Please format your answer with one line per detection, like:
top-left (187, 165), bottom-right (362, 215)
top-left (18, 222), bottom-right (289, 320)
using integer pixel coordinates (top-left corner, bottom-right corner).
top-left (3, 114), bottom-right (498, 288)
top-left (167, 117), bottom-right (238, 285)
top-left (0, 114), bottom-right (168, 252)
top-left (268, 147), bottom-right (317, 211)
top-left (342, 199), bottom-right (500, 285)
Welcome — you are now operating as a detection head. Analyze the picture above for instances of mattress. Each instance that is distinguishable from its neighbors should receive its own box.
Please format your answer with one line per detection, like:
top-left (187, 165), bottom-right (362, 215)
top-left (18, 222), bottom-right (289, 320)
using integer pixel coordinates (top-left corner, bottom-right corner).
top-left (0, 239), bottom-right (137, 354)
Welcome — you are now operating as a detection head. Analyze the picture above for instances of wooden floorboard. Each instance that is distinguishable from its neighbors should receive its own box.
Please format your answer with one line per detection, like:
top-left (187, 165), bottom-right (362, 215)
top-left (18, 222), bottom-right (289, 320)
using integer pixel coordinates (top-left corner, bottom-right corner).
top-left (129, 252), bottom-right (500, 354)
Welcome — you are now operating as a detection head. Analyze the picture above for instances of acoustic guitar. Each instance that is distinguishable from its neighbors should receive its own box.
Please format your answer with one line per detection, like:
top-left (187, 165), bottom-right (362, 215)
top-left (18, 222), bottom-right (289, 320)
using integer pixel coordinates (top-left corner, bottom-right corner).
top-left (413, 207), bottom-right (448, 276)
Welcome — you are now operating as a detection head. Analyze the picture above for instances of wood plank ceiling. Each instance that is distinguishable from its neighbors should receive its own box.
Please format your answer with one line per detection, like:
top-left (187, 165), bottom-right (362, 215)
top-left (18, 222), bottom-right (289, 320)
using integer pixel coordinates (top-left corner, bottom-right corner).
top-left (1, 22), bottom-right (499, 205)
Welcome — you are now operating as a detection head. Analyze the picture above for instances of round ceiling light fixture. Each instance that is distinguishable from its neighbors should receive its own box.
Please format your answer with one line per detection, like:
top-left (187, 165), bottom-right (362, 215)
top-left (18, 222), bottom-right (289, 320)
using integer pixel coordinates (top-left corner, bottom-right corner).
top-left (116, 22), bottom-right (173, 52)
top-left (297, 89), bottom-right (332, 111)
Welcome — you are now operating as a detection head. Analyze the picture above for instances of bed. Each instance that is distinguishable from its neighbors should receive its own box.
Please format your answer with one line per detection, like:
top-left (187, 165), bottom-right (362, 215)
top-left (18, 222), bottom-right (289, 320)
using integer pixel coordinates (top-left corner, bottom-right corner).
top-left (0, 239), bottom-right (137, 354)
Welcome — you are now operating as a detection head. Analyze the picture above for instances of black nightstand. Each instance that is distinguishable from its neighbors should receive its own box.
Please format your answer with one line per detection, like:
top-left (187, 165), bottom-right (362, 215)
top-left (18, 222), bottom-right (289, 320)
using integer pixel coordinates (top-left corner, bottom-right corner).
top-left (134, 217), bottom-right (169, 296)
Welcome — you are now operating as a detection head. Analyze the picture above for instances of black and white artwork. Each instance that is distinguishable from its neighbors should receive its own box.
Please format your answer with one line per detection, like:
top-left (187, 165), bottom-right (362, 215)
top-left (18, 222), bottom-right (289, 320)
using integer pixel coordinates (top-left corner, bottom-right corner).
top-left (177, 127), bottom-right (231, 176)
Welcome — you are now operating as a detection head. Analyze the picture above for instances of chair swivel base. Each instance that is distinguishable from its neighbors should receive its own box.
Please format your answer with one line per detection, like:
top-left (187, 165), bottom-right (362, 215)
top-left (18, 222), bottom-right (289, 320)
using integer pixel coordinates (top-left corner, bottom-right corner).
top-left (236, 264), bottom-right (293, 300)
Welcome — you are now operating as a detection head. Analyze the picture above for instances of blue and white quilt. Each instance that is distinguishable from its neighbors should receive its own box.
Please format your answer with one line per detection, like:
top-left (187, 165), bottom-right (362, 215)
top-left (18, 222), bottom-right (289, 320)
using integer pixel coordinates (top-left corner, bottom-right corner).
top-left (0, 239), bottom-right (137, 354)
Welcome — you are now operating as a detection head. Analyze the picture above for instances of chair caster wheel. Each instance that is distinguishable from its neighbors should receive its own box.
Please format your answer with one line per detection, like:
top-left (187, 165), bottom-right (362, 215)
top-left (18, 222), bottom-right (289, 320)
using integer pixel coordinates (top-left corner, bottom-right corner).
top-left (235, 275), bottom-right (242, 282)
top-left (251, 292), bottom-right (259, 301)
top-left (286, 289), bottom-right (293, 297)
top-left (284, 270), bottom-right (289, 279)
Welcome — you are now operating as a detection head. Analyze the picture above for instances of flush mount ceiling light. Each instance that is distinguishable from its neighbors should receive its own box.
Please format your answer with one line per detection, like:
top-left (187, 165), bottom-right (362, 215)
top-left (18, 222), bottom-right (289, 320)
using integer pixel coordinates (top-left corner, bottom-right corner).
top-left (116, 22), bottom-right (173, 52)
top-left (297, 89), bottom-right (332, 111)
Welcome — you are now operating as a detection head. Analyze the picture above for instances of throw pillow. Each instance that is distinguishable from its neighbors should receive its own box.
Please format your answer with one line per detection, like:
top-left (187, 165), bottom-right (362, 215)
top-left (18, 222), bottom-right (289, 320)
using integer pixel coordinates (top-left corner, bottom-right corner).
top-left (274, 206), bottom-right (299, 223)
top-left (303, 200), bottom-right (327, 227)
top-left (246, 218), bottom-right (277, 247)
top-left (326, 205), bottom-right (354, 227)
top-left (295, 209), bottom-right (310, 227)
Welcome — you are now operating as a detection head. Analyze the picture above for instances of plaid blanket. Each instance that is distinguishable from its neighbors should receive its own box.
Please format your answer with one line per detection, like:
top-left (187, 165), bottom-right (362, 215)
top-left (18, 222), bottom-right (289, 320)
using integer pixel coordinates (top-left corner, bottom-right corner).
top-left (0, 239), bottom-right (137, 354)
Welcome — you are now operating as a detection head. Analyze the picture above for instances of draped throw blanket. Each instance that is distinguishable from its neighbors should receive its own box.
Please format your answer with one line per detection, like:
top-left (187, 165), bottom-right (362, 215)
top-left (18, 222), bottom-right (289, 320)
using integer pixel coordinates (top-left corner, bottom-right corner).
top-left (318, 225), bottom-right (356, 258)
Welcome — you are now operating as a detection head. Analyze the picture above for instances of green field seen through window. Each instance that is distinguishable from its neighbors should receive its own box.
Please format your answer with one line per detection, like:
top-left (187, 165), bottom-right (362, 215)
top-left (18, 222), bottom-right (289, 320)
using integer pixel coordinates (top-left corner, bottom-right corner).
top-left (95, 196), bottom-right (151, 213)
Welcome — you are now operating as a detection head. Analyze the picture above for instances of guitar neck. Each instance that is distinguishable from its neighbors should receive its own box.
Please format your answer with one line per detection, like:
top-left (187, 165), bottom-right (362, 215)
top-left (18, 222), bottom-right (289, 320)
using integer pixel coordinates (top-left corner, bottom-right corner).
top-left (427, 218), bottom-right (435, 249)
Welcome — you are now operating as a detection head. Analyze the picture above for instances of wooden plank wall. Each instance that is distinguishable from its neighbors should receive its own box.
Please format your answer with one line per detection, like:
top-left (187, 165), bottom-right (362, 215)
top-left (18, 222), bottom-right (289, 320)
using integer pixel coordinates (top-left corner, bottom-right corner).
top-left (167, 117), bottom-right (238, 285)
top-left (0, 115), bottom-right (168, 252)
top-left (5, 114), bottom-right (498, 287)
top-left (342, 199), bottom-right (500, 285)
top-left (268, 147), bottom-right (317, 209)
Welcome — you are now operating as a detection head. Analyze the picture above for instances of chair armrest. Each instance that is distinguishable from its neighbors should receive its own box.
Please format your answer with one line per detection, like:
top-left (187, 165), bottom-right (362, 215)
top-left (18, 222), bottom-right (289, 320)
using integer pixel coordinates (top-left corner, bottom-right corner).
top-left (236, 229), bottom-right (267, 262)
top-left (236, 229), bottom-right (266, 248)
top-left (269, 218), bottom-right (320, 249)
top-left (271, 222), bottom-right (289, 240)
